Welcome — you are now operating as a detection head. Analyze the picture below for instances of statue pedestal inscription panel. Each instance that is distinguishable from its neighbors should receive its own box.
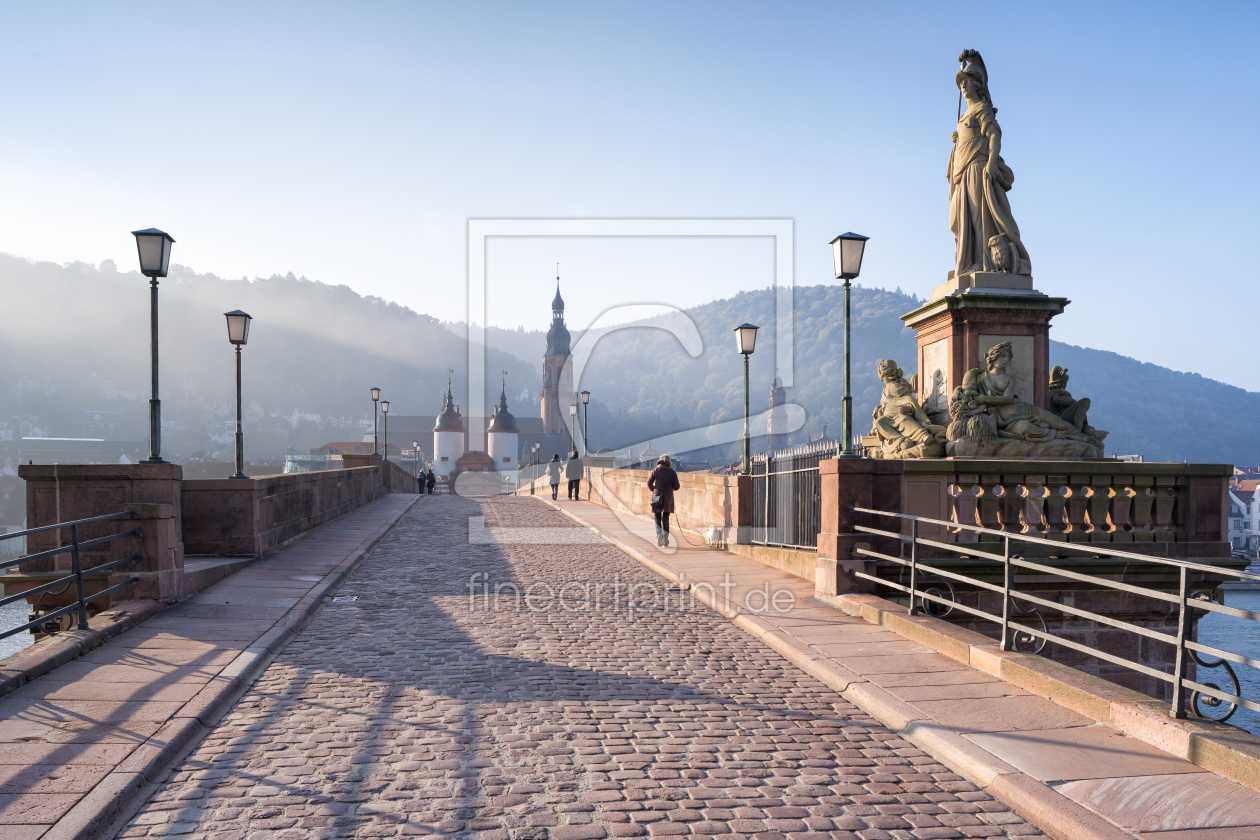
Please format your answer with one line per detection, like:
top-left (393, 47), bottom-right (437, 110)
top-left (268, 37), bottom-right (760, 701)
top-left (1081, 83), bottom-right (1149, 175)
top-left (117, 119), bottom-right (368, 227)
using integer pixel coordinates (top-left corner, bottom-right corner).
top-left (903, 289), bottom-right (1067, 414)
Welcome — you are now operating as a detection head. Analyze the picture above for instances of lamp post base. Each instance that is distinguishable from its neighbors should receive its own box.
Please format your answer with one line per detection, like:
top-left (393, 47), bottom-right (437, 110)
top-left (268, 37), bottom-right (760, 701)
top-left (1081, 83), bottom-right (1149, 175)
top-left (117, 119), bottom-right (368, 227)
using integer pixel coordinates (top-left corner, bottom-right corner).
top-left (141, 458), bottom-right (168, 465)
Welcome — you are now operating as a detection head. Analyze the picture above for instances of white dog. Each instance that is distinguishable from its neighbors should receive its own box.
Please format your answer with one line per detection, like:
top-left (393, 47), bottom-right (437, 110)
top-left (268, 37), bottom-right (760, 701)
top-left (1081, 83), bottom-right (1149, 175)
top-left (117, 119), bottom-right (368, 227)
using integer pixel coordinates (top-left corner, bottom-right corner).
top-left (704, 525), bottom-right (721, 547)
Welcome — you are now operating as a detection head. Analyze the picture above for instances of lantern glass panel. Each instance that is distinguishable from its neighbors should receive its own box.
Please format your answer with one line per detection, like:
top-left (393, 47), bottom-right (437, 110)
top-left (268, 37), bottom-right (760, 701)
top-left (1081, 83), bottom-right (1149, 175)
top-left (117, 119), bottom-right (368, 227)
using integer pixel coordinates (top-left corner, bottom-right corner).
top-left (135, 235), bottom-right (164, 276)
top-left (371, 388), bottom-right (381, 401)
top-left (382, 401), bottom-right (389, 413)
top-left (580, 391), bottom-right (590, 404)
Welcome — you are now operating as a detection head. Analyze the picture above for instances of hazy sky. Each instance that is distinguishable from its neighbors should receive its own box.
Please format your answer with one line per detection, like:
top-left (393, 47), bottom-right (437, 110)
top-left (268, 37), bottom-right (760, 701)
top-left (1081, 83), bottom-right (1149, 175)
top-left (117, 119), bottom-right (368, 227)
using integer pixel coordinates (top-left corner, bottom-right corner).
top-left (1, 2), bottom-right (1257, 389)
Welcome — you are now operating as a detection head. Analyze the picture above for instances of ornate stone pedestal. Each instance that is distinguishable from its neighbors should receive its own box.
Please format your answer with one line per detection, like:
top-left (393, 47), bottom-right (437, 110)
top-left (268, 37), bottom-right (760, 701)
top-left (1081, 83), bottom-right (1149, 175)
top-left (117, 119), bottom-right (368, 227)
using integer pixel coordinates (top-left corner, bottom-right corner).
top-left (902, 273), bottom-right (1068, 423)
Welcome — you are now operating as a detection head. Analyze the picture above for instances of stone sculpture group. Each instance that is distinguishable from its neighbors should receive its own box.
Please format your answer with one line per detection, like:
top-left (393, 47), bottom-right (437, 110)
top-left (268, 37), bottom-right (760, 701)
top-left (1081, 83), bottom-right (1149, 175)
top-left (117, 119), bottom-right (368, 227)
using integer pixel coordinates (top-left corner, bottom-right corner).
top-left (864, 49), bottom-right (1108, 462)
top-left (868, 344), bottom-right (1107, 460)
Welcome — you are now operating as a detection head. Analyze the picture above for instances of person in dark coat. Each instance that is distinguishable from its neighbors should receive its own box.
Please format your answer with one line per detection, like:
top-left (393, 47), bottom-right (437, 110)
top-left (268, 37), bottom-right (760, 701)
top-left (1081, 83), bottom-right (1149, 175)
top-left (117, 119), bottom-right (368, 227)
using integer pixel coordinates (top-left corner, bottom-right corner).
top-left (425, 468), bottom-right (436, 495)
top-left (565, 450), bottom-right (584, 500)
top-left (647, 454), bottom-right (681, 547)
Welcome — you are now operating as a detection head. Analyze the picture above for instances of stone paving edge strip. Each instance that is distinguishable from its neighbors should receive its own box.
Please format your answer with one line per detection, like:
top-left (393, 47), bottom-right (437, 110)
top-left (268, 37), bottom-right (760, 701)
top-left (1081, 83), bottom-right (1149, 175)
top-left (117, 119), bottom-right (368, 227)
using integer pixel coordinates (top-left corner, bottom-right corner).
top-left (42, 494), bottom-right (423, 840)
top-left (538, 498), bottom-right (1140, 840)
top-left (819, 591), bottom-right (1260, 796)
top-left (0, 599), bottom-right (169, 700)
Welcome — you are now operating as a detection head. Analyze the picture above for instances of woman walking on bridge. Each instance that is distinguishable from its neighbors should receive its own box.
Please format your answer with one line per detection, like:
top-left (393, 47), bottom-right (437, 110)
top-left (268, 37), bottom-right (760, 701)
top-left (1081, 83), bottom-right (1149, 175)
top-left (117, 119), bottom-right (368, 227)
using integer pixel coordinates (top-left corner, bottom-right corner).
top-left (647, 454), bottom-right (681, 547)
top-left (547, 453), bottom-right (562, 500)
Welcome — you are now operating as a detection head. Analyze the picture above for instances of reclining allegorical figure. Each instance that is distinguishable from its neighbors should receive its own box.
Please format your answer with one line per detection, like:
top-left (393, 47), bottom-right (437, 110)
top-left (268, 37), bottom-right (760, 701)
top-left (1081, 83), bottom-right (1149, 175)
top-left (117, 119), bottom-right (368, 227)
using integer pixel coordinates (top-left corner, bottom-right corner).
top-left (945, 342), bottom-right (1105, 458)
top-left (868, 359), bottom-right (947, 459)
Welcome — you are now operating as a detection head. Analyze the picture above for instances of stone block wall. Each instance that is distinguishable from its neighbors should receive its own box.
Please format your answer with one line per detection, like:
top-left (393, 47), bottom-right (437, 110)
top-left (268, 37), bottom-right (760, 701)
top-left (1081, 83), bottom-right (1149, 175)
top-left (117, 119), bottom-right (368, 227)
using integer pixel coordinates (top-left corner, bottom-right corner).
top-left (181, 466), bottom-right (384, 556)
top-left (520, 467), bottom-right (750, 544)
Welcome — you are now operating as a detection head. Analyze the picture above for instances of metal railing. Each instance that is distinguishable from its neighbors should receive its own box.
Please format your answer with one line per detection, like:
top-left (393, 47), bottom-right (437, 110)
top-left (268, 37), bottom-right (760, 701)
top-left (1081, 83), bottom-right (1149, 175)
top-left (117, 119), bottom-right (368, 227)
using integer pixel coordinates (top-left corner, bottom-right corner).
top-left (0, 510), bottom-right (142, 642)
top-left (751, 440), bottom-right (840, 550)
top-left (851, 504), bottom-right (1257, 723)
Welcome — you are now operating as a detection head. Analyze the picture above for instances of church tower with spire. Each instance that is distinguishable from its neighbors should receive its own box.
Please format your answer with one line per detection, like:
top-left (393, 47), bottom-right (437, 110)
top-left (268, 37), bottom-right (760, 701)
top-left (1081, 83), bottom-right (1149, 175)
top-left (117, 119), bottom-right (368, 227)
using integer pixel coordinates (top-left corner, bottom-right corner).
top-left (540, 273), bottom-right (574, 441)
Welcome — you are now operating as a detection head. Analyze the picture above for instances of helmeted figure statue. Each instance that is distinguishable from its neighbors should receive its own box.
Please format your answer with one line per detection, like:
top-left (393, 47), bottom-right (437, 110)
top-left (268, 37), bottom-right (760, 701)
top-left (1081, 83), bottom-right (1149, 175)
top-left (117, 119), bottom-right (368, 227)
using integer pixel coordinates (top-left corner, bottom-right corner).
top-left (868, 360), bottom-right (946, 459)
top-left (949, 50), bottom-right (1032, 278)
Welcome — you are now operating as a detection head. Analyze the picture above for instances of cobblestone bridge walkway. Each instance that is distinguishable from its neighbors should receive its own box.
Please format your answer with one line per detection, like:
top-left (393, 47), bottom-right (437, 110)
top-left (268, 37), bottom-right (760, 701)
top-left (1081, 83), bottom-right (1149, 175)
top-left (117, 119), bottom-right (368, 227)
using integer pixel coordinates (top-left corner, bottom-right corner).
top-left (123, 496), bottom-right (1044, 840)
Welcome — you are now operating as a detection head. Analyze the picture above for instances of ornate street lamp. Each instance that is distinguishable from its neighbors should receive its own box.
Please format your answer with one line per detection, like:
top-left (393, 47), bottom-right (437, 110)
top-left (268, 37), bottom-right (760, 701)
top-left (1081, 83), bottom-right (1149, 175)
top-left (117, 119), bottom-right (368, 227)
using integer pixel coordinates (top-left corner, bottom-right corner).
top-left (131, 228), bottom-right (175, 463)
top-left (412, 440), bottom-right (420, 481)
top-left (569, 403), bottom-right (579, 456)
top-left (830, 232), bottom-right (869, 459)
top-left (224, 310), bottom-right (252, 479)
top-left (370, 387), bottom-right (381, 455)
top-left (580, 390), bottom-right (591, 457)
top-left (381, 400), bottom-right (390, 460)
top-left (733, 323), bottom-right (759, 474)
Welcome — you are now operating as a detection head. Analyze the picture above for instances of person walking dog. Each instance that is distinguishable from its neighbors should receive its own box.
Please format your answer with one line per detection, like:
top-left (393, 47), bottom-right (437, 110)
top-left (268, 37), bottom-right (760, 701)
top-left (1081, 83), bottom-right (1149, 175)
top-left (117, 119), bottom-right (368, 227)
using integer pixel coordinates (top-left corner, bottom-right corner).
top-left (565, 450), bottom-right (584, 500)
top-left (547, 453), bottom-right (562, 500)
top-left (647, 454), bottom-right (681, 547)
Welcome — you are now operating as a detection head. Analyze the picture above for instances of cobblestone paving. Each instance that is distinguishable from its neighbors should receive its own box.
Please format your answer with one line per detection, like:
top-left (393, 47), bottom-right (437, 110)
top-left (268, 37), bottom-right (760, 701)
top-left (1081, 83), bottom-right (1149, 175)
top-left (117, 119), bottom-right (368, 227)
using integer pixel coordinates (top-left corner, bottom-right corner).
top-left (122, 496), bottom-right (1045, 839)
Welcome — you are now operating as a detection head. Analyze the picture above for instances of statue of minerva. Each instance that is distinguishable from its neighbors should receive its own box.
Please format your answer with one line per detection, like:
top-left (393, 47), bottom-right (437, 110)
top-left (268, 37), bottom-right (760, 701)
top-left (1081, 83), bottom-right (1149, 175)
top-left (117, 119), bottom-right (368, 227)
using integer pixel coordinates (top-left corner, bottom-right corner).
top-left (948, 49), bottom-right (1032, 278)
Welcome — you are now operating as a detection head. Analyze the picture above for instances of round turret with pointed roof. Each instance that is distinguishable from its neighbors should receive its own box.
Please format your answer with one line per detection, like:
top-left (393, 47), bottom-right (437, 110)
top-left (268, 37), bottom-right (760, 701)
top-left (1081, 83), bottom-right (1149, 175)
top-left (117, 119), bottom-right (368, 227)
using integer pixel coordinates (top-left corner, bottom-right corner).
top-left (433, 380), bottom-right (466, 432)
top-left (487, 382), bottom-right (518, 433)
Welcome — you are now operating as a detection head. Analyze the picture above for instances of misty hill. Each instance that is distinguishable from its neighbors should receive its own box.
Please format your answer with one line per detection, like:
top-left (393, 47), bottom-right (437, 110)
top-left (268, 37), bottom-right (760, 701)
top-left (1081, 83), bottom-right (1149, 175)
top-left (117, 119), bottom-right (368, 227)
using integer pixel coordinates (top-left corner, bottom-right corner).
top-left (0, 255), bottom-right (543, 460)
top-left (536, 285), bottom-right (1260, 464)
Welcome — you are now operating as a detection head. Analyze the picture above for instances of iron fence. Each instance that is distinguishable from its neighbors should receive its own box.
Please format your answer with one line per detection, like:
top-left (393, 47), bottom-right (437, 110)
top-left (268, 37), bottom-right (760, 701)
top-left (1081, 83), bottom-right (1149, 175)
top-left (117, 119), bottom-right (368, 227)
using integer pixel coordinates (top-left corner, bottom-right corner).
top-left (851, 504), bottom-right (1256, 722)
top-left (0, 509), bottom-right (142, 641)
top-left (750, 440), bottom-right (840, 550)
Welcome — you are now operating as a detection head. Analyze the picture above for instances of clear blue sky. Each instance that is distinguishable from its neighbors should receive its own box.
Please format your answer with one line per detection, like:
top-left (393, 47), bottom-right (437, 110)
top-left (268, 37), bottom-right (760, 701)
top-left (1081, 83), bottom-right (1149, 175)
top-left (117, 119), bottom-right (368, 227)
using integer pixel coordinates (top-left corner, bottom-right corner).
top-left (1, 2), bottom-right (1256, 388)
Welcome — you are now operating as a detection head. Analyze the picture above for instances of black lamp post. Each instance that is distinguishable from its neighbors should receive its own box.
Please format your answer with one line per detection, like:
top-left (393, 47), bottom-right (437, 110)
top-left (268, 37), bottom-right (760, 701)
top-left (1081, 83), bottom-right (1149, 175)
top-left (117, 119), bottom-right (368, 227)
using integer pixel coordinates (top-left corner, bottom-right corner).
top-left (412, 440), bottom-right (420, 480)
top-left (569, 403), bottom-right (579, 456)
top-left (733, 323), bottom-right (759, 474)
top-left (381, 401), bottom-right (389, 460)
top-left (830, 232), bottom-right (870, 459)
top-left (580, 390), bottom-right (591, 456)
top-left (224, 310), bottom-right (252, 479)
top-left (131, 228), bottom-right (175, 464)
top-left (370, 387), bottom-right (381, 455)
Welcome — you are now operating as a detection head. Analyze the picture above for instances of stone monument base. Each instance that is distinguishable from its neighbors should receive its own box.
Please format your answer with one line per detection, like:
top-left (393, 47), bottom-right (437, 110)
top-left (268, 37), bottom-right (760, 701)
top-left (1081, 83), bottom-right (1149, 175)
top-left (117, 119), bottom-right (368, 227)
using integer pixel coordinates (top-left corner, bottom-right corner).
top-left (931, 270), bottom-right (1035, 300)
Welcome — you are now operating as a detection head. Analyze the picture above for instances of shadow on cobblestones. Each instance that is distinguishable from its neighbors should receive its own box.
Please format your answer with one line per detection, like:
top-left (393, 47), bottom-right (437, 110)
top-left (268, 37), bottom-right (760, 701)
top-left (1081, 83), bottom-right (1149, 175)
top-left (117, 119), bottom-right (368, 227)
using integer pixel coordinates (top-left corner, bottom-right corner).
top-left (120, 495), bottom-right (1045, 840)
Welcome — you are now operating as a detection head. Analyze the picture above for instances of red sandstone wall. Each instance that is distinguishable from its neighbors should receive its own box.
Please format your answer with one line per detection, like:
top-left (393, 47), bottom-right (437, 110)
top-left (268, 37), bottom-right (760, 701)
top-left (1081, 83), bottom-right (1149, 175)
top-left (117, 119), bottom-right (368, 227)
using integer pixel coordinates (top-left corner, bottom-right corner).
top-left (181, 466), bottom-right (384, 557)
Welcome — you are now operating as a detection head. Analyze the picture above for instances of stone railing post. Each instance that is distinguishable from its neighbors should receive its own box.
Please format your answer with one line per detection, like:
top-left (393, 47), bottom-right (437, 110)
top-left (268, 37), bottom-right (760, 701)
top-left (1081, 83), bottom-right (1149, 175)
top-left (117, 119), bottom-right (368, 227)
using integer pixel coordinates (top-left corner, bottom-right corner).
top-left (817, 459), bottom-right (902, 597)
top-left (105, 503), bottom-right (182, 603)
top-left (15, 464), bottom-right (185, 611)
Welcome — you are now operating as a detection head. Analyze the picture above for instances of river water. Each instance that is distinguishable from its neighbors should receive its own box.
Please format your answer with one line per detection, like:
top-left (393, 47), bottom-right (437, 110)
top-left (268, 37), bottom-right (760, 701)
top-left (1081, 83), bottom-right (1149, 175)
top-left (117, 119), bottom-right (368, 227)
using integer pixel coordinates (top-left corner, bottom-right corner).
top-left (1194, 588), bottom-right (1260, 735)
top-left (0, 599), bottom-right (32, 661)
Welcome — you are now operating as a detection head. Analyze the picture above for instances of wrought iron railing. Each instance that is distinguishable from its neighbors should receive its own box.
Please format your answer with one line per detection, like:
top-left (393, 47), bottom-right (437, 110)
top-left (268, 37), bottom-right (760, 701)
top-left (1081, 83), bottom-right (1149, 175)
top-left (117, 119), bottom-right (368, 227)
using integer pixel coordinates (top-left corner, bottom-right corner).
top-left (751, 440), bottom-right (840, 550)
top-left (851, 504), bottom-right (1255, 723)
top-left (0, 510), bottom-right (142, 642)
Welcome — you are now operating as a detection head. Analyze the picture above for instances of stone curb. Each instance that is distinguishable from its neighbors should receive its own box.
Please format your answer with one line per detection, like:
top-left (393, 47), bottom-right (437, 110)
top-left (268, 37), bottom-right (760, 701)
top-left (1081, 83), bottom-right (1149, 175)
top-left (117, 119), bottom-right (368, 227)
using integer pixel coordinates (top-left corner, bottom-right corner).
top-left (538, 498), bottom-right (1141, 840)
top-left (0, 598), bottom-right (168, 700)
top-left (46, 494), bottom-right (423, 840)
